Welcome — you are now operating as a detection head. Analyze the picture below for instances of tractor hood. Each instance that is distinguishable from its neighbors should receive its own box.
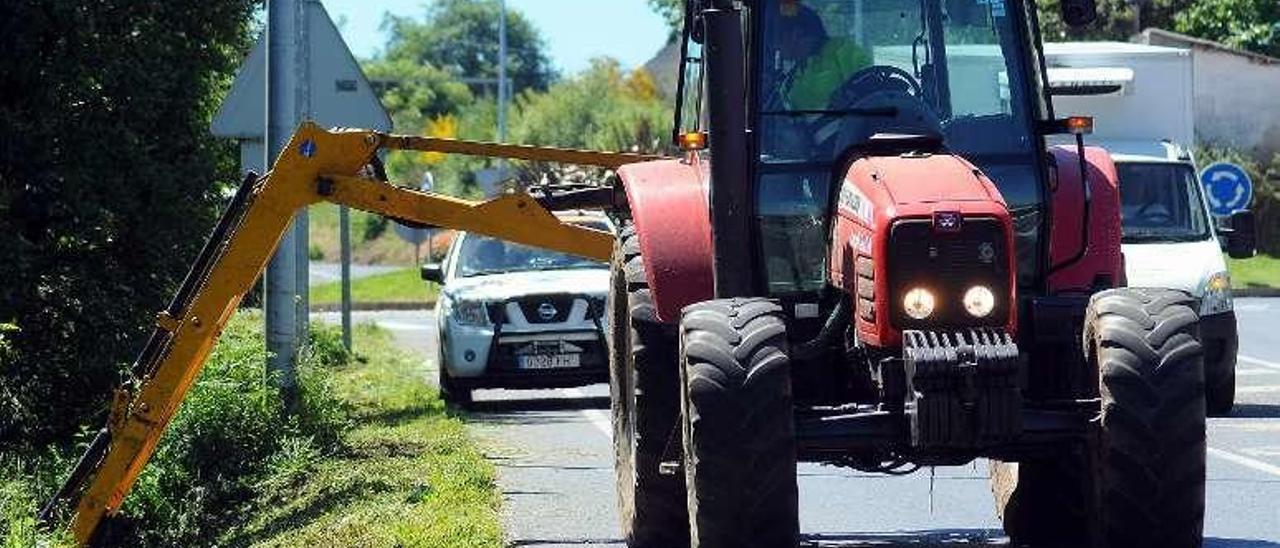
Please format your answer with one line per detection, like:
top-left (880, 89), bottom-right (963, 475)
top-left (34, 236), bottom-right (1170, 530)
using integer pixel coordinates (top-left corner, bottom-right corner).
top-left (867, 155), bottom-right (1002, 206)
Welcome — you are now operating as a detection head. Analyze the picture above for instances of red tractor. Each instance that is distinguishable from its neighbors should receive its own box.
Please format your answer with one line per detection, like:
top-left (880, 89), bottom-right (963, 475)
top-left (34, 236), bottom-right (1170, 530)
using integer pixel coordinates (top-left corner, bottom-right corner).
top-left (605, 0), bottom-right (1229, 547)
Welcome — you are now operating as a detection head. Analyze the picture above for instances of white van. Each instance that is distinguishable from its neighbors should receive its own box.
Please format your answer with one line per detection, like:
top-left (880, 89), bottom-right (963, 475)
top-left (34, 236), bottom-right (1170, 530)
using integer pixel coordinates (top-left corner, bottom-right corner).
top-left (1045, 42), bottom-right (1258, 415)
top-left (1097, 139), bottom-right (1241, 415)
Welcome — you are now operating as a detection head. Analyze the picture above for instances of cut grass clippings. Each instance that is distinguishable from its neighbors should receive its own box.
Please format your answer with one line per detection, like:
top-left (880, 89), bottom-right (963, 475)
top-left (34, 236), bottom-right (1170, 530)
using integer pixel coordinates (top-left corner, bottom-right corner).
top-left (225, 322), bottom-right (501, 547)
top-left (311, 268), bottom-right (440, 306)
top-left (1228, 253), bottom-right (1280, 290)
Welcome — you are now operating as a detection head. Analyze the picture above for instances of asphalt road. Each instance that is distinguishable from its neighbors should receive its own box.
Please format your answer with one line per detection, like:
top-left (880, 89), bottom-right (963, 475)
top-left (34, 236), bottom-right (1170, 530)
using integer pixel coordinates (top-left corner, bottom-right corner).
top-left (315, 299), bottom-right (1280, 548)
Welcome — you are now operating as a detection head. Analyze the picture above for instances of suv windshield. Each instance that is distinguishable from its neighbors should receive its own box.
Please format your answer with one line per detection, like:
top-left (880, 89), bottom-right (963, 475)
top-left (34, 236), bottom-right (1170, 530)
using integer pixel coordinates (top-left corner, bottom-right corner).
top-left (455, 222), bottom-right (609, 278)
top-left (1117, 163), bottom-right (1211, 243)
top-left (753, 0), bottom-right (1047, 293)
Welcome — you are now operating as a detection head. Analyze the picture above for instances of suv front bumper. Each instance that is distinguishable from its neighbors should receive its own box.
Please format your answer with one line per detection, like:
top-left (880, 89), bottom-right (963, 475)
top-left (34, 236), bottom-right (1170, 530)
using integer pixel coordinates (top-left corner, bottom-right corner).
top-left (440, 294), bottom-right (609, 390)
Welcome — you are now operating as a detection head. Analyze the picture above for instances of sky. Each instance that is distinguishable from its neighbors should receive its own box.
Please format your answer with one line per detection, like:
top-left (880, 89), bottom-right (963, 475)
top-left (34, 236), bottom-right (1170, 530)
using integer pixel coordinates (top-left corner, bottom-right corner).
top-left (319, 0), bottom-right (670, 75)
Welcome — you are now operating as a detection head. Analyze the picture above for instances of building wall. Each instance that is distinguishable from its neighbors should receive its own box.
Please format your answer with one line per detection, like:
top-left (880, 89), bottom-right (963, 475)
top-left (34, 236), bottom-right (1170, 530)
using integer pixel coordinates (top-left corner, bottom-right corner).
top-left (1192, 48), bottom-right (1280, 161)
top-left (1142, 30), bottom-right (1280, 162)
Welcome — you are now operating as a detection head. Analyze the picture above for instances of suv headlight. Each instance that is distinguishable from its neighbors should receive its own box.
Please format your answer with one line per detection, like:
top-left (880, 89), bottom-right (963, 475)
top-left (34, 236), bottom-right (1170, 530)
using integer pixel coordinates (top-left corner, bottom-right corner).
top-left (450, 299), bottom-right (491, 326)
top-left (1199, 272), bottom-right (1233, 316)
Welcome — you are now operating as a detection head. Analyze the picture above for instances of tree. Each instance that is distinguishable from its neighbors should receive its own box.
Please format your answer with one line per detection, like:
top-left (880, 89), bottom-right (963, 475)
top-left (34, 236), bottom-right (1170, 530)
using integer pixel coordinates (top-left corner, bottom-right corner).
top-left (509, 59), bottom-right (674, 185)
top-left (0, 0), bottom-right (258, 446)
top-left (1174, 0), bottom-right (1280, 57)
top-left (367, 0), bottom-right (557, 196)
top-left (1035, 0), bottom-right (1193, 41)
top-left (650, 0), bottom-right (685, 41)
top-left (381, 0), bottom-right (556, 94)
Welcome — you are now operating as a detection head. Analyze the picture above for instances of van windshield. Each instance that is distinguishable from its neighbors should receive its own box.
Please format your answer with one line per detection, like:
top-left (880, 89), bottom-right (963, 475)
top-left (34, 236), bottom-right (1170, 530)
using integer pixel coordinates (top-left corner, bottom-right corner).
top-left (1117, 163), bottom-right (1211, 243)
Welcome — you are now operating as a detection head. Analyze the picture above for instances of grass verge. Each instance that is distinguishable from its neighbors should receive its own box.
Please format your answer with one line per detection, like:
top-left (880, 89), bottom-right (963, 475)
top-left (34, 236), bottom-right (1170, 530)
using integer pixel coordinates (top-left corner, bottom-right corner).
top-left (223, 322), bottom-right (501, 547)
top-left (308, 204), bottom-right (454, 266)
top-left (3, 316), bottom-right (497, 548)
top-left (311, 268), bottom-right (440, 306)
top-left (1228, 253), bottom-right (1280, 290)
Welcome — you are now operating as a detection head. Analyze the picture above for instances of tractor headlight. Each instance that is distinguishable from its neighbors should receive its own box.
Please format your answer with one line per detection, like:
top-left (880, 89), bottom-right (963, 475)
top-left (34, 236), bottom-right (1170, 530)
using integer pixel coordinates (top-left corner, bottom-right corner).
top-left (451, 299), bottom-right (491, 326)
top-left (963, 285), bottom-right (996, 318)
top-left (903, 287), bottom-right (936, 320)
top-left (1199, 272), bottom-right (1233, 316)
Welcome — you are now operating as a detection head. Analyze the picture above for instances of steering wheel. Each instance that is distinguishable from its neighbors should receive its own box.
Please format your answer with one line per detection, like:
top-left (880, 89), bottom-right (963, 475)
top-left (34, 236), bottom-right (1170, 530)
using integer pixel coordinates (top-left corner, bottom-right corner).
top-left (1136, 202), bottom-right (1174, 225)
top-left (828, 65), bottom-right (923, 110)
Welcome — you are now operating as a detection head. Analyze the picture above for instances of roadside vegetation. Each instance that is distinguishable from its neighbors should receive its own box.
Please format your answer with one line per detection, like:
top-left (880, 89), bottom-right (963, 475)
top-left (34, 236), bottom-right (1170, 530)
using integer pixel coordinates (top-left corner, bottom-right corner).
top-left (1229, 254), bottom-right (1280, 289)
top-left (311, 268), bottom-right (442, 307)
top-left (226, 323), bottom-right (501, 547)
top-left (1, 314), bottom-right (499, 547)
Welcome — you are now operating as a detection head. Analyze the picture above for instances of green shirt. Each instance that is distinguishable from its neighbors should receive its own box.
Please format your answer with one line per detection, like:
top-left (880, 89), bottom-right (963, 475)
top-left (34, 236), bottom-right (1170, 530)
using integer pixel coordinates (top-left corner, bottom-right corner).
top-left (787, 39), bottom-right (873, 110)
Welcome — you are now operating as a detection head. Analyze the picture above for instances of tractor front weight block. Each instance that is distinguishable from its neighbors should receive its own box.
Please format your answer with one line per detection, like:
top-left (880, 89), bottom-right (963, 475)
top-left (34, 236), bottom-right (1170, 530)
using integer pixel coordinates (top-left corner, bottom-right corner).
top-left (902, 329), bottom-right (1022, 451)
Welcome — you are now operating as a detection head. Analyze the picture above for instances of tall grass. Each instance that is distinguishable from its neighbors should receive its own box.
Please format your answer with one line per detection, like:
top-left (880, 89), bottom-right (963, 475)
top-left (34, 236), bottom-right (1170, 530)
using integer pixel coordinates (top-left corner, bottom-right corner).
top-left (2, 312), bottom-right (352, 547)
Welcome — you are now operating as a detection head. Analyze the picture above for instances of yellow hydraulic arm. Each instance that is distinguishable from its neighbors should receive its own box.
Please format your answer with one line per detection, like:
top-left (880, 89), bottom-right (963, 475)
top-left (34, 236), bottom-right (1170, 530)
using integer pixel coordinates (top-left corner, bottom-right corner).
top-left (41, 123), bottom-right (660, 545)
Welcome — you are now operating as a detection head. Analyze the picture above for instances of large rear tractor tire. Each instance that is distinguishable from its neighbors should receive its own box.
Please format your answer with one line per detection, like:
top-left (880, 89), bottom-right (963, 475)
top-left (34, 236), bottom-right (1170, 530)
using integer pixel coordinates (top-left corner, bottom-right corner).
top-left (679, 298), bottom-right (798, 548)
top-left (608, 222), bottom-right (689, 548)
top-left (992, 288), bottom-right (1206, 548)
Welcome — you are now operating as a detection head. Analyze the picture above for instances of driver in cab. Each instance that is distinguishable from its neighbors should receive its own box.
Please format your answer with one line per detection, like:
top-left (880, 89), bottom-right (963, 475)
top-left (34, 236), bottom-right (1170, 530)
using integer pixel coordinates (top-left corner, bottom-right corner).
top-left (769, 0), bottom-right (872, 110)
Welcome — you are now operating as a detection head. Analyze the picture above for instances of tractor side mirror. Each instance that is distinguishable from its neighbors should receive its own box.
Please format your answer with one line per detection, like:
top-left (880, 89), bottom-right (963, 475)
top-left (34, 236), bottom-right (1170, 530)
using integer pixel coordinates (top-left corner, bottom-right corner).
top-left (1220, 210), bottom-right (1257, 259)
top-left (1060, 0), bottom-right (1098, 27)
top-left (421, 263), bottom-right (445, 284)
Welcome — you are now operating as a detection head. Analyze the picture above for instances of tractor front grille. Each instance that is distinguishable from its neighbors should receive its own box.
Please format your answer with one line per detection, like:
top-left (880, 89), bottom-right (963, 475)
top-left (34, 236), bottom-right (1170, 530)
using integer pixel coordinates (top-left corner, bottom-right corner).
top-left (887, 218), bottom-right (1010, 330)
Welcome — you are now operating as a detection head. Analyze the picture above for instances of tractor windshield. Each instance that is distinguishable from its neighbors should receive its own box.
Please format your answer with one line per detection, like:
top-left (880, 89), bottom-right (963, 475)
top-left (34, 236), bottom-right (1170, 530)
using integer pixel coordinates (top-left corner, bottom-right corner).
top-left (753, 0), bottom-right (1049, 293)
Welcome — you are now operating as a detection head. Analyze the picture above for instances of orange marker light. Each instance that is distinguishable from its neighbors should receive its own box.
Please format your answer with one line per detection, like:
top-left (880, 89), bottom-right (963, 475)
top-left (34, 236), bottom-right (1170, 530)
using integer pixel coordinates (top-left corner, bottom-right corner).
top-left (679, 131), bottom-right (708, 151)
top-left (1065, 116), bottom-right (1094, 135)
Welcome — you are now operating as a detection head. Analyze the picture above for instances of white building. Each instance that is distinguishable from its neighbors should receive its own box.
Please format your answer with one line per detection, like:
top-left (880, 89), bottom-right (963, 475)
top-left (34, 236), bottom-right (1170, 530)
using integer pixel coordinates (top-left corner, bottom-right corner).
top-left (1138, 28), bottom-right (1280, 162)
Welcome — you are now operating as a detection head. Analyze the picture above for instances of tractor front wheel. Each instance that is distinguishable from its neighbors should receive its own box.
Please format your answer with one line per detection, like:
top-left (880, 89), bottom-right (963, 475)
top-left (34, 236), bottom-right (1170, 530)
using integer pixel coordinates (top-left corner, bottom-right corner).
top-left (993, 288), bottom-right (1206, 548)
top-left (1087, 288), bottom-right (1206, 548)
top-left (679, 298), bottom-right (798, 548)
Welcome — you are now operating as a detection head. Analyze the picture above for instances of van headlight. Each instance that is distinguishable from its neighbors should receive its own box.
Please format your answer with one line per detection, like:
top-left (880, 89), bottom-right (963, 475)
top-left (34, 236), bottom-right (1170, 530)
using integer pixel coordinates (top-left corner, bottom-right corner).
top-left (451, 299), bottom-right (491, 326)
top-left (1199, 272), bottom-right (1233, 316)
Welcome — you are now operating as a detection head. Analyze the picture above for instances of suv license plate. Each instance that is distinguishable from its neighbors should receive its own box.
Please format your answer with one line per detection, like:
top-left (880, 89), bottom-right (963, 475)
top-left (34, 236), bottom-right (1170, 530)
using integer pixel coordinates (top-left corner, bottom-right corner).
top-left (518, 353), bottom-right (581, 369)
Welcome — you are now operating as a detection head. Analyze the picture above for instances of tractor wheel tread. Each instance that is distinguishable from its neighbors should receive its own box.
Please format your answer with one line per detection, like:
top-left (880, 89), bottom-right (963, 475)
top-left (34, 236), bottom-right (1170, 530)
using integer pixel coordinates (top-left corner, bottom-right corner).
top-left (1095, 288), bottom-right (1206, 548)
top-left (680, 297), bottom-right (798, 548)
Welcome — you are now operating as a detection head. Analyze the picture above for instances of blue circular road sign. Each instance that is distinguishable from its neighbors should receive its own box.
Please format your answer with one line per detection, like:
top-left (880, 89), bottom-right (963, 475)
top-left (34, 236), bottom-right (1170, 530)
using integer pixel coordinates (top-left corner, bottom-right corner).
top-left (1200, 162), bottom-right (1253, 216)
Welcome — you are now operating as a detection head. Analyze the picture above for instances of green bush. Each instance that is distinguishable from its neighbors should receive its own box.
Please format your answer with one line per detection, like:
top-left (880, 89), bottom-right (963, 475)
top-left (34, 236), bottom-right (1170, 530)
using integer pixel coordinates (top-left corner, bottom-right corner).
top-left (360, 214), bottom-right (390, 242)
top-left (308, 243), bottom-right (325, 261)
top-left (0, 0), bottom-right (258, 449)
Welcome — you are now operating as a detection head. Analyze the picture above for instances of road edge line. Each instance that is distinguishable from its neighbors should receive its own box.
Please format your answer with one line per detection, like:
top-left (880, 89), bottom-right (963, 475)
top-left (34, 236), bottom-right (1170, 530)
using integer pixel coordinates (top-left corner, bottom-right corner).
top-left (1208, 447), bottom-right (1280, 478)
top-left (564, 387), bottom-right (613, 437)
top-left (1239, 355), bottom-right (1280, 371)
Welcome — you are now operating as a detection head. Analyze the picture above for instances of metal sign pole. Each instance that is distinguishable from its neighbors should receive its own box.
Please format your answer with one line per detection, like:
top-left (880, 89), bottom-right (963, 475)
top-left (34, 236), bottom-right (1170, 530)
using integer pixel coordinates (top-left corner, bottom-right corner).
top-left (498, 0), bottom-right (508, 142)
top-left (265, 0), bottom-right (305, 405)
top-left (339, 205), bottom-right (353, 350)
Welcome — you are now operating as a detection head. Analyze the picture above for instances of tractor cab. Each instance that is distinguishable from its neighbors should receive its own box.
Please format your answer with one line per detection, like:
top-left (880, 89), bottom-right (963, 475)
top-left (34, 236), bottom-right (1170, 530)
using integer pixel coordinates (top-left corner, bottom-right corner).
top-left (675, 0), bottom-right (1057, 295)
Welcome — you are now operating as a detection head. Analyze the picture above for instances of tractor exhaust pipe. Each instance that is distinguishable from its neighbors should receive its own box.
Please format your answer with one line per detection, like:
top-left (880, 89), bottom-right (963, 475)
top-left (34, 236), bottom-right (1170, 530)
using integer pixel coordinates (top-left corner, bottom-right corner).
top-left (704, 2), bottom-right (759, 298)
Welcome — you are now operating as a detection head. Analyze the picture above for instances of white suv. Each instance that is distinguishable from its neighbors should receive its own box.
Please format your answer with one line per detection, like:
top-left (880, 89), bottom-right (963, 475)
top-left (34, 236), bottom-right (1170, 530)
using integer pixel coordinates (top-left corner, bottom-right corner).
top-left (422, 214), bottom-right (613, 405)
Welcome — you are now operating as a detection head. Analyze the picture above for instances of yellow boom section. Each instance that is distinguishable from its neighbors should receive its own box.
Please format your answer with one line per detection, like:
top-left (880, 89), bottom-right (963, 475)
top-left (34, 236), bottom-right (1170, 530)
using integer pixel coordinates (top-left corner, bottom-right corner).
top-left (62, 123), bottom-right (653, 543)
